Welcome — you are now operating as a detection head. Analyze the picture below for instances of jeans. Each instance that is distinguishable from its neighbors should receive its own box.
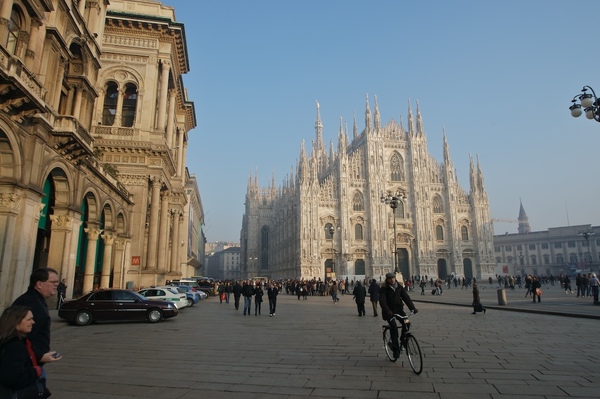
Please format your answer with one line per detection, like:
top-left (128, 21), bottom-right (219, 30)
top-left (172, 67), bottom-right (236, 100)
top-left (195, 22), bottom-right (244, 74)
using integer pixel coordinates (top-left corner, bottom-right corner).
top-left (269, 298), bottom-right (277, 314)
top-left (243, 296), bottom-right (252, 314)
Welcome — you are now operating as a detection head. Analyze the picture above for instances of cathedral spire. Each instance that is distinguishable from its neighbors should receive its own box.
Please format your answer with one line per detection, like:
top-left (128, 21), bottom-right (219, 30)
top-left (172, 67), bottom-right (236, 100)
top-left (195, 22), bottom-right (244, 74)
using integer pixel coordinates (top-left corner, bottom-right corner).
top-left (407, 99), bottom-right (415, 136)
top-left (476, 154), bottom-right (486, 191)
top-left (365, 94), bottom-right (372, 135)
top-left (353, 111), bottom-right (358, 140)
top-left (518, 199), bottom-right (531, 234)
top-left (469, 154), bottom-right (477, 191)
top-left (374, 95), bottom-right (381, 131)
top-left (416, 100), bottom-right (424, 137)
top-left (315, 101), bottom-right (324, 153)
top-left (338, 116), bottom-right (347, 154)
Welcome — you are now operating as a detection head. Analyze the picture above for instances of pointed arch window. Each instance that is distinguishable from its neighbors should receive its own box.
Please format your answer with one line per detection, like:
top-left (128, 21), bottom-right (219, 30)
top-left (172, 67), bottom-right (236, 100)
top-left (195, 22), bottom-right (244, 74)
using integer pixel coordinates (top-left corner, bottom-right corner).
top-left (461, 225), bottom-right (469, 241)
top-left (436, 225), bottom-right (444, 241)
top-left (433, 195), bottom-right (443, 213)
top-left (355, 224), bottom-right (363, 240)
top-left (7, 7), bottom-right (22, 55)
top-left (122, 83), bottom-right (138, 127)
top-left (353, 192), bottom-right (364, 211)
top-left (102, 82), bottom-right (118, 126)
top-left (390, 153), bottom-right (405, 181)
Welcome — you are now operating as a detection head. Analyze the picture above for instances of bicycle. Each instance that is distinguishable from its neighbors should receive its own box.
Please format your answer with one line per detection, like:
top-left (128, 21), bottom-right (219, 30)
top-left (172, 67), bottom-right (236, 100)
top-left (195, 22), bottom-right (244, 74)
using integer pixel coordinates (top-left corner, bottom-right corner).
top-left (382, 312), bottom-right (423, 374)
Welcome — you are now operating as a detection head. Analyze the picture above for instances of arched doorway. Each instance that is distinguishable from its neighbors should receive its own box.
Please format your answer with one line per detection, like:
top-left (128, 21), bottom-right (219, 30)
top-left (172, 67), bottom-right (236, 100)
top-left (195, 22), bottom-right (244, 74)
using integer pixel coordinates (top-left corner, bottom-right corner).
top-left (398, 248), bottom-right (410, 279)
top-left (463, 258), bottom-right (474, 279)
top-left (437, 258), bottom-right (448, 279)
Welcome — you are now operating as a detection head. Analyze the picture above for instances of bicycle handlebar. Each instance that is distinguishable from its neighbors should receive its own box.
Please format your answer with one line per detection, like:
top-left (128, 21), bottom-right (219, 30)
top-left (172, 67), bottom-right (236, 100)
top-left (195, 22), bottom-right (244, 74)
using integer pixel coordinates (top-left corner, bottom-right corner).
top-left (390, 311), bottom-right (415, 321)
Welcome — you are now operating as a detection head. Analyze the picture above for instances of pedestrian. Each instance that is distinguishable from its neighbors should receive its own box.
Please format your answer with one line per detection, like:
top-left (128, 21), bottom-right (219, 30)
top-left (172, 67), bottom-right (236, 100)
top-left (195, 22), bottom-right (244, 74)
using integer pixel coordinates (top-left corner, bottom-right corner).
top-left (11, 267), bottom-right (59, 362)
top-left (330, 280), bottom-right (339, 303)
top-left (353, 281), bottom-right (367, 316)
top-left (589, 273), bottom-right (599, 303)
top-left (563, 275), bottom-right (573, 294)
top-left (368, 279), bottom-right (380, 317)
top-left (254, 284), bottom-right (263, 316)
top-left (218, 282), bottom-right (226, 303)
top-left (267, 281), bottom-right (279, 316)
top-left (471, 283), bottom-right (486, 314)
top-left (532, 276), bottom-right (542, 303)
top-left (232, 281), bottom-right (242, 310)
top-left (419, 279), bottom-right (426, 295)
top-left (0, 305), bottom-right (60, 398)
top-left (56, 278), bottom-right (67, 310)
top-left (225, 281), bottom-right (232, 303)
top-left (242, 280), bottom-right (254, 316)
top-left (379, 273), bottom-right (418, 359)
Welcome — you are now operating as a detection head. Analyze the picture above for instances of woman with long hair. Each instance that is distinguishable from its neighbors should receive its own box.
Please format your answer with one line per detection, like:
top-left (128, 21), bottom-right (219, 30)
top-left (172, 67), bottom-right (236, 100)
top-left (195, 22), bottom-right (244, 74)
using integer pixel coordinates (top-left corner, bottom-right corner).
top-left (0, 305), bottom-right (61, 397)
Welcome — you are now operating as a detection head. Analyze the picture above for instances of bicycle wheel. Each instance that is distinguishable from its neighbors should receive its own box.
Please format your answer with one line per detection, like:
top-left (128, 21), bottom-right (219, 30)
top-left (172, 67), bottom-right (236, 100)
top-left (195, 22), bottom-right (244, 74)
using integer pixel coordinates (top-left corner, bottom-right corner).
top-left (382, 328), bottom-right (397, 362)
top-left (405, 334), bottom-right (423, 374)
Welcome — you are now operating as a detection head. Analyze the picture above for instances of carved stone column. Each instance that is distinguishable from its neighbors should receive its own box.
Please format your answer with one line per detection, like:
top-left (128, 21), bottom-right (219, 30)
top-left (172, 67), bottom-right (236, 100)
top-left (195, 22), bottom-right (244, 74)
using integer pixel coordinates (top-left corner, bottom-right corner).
top-left (177, 127), bottom-right (184, 177)
top-left (78, 0), bottom-right (87, 16)
top-left (146, 177), bottom-right (161, 269)
top-left (169, 211), bottom-right (181, 273)
top-left (82, 227), bottom-right (102, 293)
top-left (72, 85), bottom-right (83, 120)
top-left (112, 239), bottom-right (127, 288)
top-left (114, 87), bottom-right (125, 127)
top-left (0, 0), bottom-right (13, 47)
top-left (166, 89), bottom-right (176, 148)
top-left (157, 191), bottom-right (170, 272)
top-left (156, 60), bottom-right (170, 129)
top-left (100, 233), bottom-right (115, 288)
top-left (24, 18), bottom-right (42, 70)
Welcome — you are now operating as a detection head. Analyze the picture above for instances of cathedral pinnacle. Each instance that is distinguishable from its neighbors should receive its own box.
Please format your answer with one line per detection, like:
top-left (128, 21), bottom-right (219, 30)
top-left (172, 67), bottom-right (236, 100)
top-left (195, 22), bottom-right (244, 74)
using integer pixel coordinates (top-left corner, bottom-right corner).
top-left (365, 94), bottom-right (372, 134)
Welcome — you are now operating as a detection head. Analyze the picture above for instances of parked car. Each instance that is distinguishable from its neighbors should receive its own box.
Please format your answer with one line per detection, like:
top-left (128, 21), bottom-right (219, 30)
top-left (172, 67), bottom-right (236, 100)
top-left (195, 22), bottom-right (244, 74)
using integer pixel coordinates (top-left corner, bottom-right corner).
top-left (169, 282), bottom-right (207, 301)
top-left (138, 287), bottom-right (187, 309)
top-left (168, 285), bottom-right (200, 306)
top-left (181, 278), bottom-right (215, 296)
top-left (58, 289), bottom-right (178, 326)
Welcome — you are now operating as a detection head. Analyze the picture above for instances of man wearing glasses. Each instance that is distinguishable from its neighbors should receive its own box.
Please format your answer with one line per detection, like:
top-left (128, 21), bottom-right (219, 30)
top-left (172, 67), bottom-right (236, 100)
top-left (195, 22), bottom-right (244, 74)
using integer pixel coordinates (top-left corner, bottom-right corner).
top-left (12, 267), bottom-right (60, 362)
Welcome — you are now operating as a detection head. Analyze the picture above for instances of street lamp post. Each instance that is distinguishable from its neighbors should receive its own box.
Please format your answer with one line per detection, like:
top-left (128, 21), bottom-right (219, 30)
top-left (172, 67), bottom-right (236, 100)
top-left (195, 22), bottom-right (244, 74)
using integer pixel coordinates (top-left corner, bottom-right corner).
top-left (380, 189), bottom-right (406, 275)
top-left (519, 251), bottom-right (524, 276)
top-left (325, 225), bottom-right (339, 281)
top-left (578, 230), bottom-right (595, 271)
top-left (569, 86), bottom-right (600, 122)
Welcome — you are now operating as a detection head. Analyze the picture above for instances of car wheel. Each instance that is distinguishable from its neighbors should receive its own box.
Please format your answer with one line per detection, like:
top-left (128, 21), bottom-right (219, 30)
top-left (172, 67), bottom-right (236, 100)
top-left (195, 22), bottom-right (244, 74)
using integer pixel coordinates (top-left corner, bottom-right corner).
top-left (147, 308), bottom-right (163, 323)
top-left (187, 298), bottom-right (194, 307)
top-left (75, 310), bottom-right (92, 326)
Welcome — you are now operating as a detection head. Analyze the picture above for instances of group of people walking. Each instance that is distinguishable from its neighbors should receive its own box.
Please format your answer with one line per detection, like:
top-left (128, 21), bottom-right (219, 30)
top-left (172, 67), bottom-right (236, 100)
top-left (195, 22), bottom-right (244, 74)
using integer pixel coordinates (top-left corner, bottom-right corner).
top-left (218, 280), bottom-right (280, 317)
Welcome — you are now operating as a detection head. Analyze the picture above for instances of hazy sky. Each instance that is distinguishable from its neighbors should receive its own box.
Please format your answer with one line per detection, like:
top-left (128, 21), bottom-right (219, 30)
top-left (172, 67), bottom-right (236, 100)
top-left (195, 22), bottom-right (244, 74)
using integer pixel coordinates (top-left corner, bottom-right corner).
top-left (164, 0), bottom-right (600, 242)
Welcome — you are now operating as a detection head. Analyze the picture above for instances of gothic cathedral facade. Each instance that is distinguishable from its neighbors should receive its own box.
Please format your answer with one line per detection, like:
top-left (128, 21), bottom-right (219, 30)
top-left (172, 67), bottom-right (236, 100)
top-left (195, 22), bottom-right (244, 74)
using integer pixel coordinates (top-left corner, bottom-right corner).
top-left (241, 97), bottom-right (495, 282)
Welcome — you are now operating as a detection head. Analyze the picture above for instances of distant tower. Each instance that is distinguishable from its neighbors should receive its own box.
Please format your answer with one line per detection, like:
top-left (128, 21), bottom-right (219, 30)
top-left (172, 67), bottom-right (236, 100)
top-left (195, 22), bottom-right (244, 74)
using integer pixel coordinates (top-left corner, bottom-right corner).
top-left (518, 199), bottom-right (531, 234)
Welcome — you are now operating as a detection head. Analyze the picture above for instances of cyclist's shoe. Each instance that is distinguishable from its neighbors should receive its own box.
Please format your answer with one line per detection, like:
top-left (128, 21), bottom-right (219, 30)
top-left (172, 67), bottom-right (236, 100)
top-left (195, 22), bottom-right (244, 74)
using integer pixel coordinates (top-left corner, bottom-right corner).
top-left (393, 349), bottom-right (400, 359)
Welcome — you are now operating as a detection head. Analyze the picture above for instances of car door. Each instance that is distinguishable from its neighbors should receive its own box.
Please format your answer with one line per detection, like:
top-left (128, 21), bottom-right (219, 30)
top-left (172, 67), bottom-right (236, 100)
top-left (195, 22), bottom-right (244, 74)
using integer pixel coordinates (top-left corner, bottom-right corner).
top-left (113, 290), bottom-right (146, 320)
top-left (86, 290), bottom-right (117, 321)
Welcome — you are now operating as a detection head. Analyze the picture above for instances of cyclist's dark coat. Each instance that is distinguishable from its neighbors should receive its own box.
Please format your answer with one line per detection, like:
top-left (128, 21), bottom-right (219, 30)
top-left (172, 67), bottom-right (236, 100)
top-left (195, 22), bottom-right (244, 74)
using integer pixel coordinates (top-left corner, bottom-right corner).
top-left (379, 282), bottom-right (416, 320)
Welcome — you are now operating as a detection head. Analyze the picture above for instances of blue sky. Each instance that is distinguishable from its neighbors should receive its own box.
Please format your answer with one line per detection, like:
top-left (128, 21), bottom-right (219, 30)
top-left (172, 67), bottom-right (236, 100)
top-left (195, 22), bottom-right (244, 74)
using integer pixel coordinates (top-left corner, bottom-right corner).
top-left (164, 0), bottom-right (600, 242)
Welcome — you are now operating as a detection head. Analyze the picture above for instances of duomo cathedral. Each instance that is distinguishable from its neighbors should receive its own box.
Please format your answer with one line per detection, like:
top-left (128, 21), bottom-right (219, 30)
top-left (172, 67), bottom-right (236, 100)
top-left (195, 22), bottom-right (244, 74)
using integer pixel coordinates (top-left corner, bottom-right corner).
top-left (241, 97), bottom-right (496, 282)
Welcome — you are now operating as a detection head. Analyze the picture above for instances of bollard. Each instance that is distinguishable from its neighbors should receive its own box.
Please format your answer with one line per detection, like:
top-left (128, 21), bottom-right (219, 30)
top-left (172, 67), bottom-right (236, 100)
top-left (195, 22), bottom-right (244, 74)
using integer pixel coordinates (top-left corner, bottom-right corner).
top-left (497, 288), bottom-right (507, 306)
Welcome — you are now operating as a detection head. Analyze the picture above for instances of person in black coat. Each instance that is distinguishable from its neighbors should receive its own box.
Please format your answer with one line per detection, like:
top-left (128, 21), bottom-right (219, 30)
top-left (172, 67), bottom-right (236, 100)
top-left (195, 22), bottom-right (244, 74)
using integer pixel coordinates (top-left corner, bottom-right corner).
top-left (241, 281), bottom-right (254, 316)
top-left (353, 281), bottom-right (367, 316)
top-left (471, 283), bottom-right (486, 314)
top-left (379, 273), bottom-right (418, 359)
top-left (253, 284), bottom-right (264, 316)
top-left (267, 282), bottom-right (279, 316)
top-left (0, 306), bottom-right (61, 397)
top-left (232, 281), bottom-right (243, 310)
top-left (368, 279), bottom-right (380, 317)
top-left (11, 268), bottom-right (59, 362)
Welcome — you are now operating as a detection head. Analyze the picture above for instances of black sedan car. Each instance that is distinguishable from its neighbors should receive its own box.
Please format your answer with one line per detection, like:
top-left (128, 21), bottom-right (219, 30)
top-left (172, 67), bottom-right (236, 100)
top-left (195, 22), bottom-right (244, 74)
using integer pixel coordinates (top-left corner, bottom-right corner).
top-left (58, 289), bottom-right (179, 326)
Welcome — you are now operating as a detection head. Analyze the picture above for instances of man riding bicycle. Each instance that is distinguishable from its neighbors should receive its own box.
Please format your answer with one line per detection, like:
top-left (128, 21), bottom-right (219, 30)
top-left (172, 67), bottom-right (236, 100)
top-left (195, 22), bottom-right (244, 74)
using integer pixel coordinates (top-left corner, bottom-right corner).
top-left (379, 272), bottom-right (418, 359)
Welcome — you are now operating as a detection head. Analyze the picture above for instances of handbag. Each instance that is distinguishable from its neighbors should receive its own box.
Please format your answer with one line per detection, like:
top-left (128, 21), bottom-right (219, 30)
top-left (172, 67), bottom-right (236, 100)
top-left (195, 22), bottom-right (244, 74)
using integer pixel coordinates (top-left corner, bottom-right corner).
top-left (0, 379), bottom-right (50, 399)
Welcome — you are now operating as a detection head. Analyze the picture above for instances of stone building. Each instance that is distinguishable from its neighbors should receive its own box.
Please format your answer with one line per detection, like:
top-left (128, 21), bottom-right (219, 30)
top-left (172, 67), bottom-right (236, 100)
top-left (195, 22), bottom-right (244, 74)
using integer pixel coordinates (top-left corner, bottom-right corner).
top-left (0, 0), bottom-right (199, 310)
top-left (493, 202), bottom-right (598, 277)
top-left (241, 98), bottom-right (495, 282)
